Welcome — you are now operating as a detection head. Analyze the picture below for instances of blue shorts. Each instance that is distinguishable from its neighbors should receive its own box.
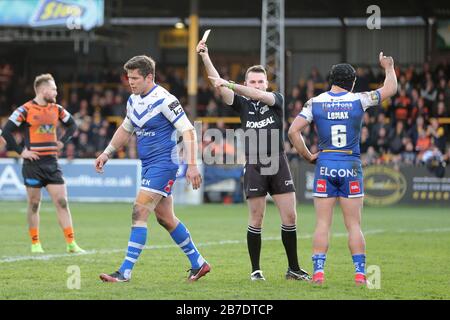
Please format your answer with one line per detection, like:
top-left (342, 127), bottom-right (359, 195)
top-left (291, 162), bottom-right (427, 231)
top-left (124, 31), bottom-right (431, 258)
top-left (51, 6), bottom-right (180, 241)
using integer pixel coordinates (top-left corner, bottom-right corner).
top-left (140, 165), bottom-right (178, 197)
top-left (313, 159), bottom-right (364, 198)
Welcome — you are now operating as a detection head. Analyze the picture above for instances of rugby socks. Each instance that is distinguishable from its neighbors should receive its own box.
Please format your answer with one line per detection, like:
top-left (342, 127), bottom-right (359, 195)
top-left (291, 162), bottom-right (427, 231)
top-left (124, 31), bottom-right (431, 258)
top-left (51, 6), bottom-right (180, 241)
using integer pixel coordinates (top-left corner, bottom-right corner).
top-left (281, 224), bottom-right (300, 271)
top-left (247, 225), bottom-right (262, 272)
top-left (312, 253), bottom-right (327, 274)
top-left (170, 222), bottom-right (205, 269)
top-left (312, 253), bottom-right (326, 283)
top-left (63, 227), bottom-right (75, 244)
top-left (29, 228), bottom-right (39, 244)
top-left (352, 254), bottom-right (366, 277)
top-left (118, 226), bottom-right (147, 279)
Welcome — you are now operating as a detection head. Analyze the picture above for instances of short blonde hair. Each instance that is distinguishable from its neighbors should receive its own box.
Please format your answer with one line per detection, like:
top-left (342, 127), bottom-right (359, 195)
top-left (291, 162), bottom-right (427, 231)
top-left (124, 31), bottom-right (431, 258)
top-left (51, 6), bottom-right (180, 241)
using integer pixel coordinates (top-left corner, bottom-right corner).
top-left (34, 74), bottom-right (55, 92)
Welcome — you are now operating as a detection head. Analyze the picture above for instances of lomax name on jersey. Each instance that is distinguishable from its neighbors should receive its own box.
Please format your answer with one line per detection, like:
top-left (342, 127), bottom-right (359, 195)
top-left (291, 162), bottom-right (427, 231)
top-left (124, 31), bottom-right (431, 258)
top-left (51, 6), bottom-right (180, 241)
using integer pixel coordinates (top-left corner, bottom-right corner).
top-left (246, 116), bottom-right (275, 128)
top-left (327, 111), bottom-right (349, 120)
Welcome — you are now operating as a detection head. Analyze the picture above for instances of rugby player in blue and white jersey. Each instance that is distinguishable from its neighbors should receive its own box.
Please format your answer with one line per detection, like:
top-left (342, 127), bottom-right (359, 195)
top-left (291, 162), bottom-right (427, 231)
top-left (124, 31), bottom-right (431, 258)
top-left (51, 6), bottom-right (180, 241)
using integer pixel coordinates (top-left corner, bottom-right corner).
top-left (288, 52), bottom-right (397, 285)
top-left (95, 55), bottom-right (210, 282)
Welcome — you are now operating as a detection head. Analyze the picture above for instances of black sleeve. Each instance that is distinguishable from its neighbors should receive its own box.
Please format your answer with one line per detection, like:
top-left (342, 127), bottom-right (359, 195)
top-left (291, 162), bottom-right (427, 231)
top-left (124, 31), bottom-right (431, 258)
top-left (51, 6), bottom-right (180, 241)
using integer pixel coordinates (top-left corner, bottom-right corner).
top-left (271, 92), bottom-right (284, 109)
top-left (59, 116), bottom-right (77, 144)
top-left (1, 120), bottom-right (23, 154)
top-left (230, 94), bottom-right (245, 113)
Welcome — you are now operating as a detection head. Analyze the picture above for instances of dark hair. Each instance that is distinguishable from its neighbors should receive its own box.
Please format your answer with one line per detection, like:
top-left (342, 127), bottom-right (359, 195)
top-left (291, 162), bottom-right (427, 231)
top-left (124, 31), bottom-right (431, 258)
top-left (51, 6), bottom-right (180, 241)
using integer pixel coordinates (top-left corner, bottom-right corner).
top-left (329, 63), bottom-right (356, 91)
top-left (245, 65), bottom-right (267, 79)
top-left (34, 73), bottom-right (54, 92)
top-left (123, 55), bottom-right (155, 78)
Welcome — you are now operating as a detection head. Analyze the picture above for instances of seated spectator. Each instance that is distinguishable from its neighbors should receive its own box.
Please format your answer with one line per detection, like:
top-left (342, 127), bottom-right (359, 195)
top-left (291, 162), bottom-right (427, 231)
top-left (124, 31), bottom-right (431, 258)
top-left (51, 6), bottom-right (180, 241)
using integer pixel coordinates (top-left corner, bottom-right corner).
top-left (362, 146), bottom-right (378, 166)
top-left (371, 112), bottom-right (388, 139)
top-left (436, 101), bottom-right (448, 118)
top-left (427, 118), bottom-right (446, 153)
top-left (77, 132), bottom-right (96, 158)
top-left (353, 67), bottom-right (370, 92)
top-left (308, 67), bottom-right (324, 84)
top-left (408, 115), bottom-right (426, 146)
top-left (388, 121), bottom-right (406, 154)
top-left (393, 88), bottom-right (410, 122)
top-left (411, 97), bottom-right (430, 122)
top-left (421, 145), bottom-right (446, 178)
top-left (421, 79), bottom-right (437, 107)
top-left (375, 126), bottom-right (389, 154)
top-left (360, 126), bottom-right (371, 154)
top-left (401, 140), bottom-right (417, 165)
top-left (415, 130), bottom-right (432, 159)
top-left (67, 91), bottom-right (80, 114)
top-left (110, 94), bottom-right (125, 117)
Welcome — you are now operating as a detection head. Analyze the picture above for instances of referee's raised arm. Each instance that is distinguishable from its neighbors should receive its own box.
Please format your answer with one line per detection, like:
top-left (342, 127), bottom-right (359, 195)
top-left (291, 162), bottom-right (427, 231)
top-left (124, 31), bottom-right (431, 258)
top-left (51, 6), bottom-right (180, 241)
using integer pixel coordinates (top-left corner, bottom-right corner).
top-left (197, 40), bottom-right (234, 105)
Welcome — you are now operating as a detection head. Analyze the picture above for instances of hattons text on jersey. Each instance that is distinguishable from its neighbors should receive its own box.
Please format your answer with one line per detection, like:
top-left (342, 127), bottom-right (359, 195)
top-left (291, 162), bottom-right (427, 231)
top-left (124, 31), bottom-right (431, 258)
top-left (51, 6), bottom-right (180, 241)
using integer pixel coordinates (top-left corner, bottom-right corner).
top-left (321, 101), bottom-right (353, 111)
top-left (320, 166), bottom-right (358, 178)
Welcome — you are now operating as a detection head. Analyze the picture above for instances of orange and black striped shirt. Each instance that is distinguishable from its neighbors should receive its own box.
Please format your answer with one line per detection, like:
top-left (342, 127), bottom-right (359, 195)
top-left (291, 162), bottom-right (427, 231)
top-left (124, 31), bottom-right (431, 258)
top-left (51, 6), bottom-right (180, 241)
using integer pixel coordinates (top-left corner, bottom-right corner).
top-left (9, 100), bottom-right (72, 157)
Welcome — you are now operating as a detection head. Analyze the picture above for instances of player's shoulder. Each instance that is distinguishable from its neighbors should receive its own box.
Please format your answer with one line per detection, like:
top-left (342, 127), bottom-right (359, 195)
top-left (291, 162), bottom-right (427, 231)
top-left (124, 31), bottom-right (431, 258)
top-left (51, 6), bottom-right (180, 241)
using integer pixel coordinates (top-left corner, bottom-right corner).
top-left (271, 91), bottom-right (283, 98)
top-left (22, 100), bottom-right (35, 109)
top-left (311, 91), bottom-right (330, 102)
top-left (155, 85), bottom-right (178, 102)
top-left (55, 103), bottom-right (66, 110)
top-left (14, 101), bottom-right (36, 115)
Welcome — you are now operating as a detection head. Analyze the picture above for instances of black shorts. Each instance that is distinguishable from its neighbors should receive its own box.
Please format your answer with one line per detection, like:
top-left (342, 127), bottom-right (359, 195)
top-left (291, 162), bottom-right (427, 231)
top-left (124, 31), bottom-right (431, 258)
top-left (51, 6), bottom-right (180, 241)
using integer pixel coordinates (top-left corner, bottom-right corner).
top-left (244, 153), bottom-right (295, 199)
top-left (22, 157), bottom-right (65, 188)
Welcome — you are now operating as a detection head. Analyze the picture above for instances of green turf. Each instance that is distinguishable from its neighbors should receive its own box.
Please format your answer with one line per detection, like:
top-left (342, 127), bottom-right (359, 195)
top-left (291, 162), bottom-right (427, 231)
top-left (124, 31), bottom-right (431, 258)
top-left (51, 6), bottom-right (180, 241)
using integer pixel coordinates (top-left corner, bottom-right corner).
top-left (0, 201), bottom-right (449, 300)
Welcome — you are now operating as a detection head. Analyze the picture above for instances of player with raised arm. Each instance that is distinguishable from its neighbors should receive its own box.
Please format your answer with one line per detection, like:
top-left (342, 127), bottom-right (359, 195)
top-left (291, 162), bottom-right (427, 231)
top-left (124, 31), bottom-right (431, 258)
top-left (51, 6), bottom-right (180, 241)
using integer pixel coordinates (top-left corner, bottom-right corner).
top-left (288, 52), bottom-right (397, 285)
top-left (95, 55), bottom-right (210, 282)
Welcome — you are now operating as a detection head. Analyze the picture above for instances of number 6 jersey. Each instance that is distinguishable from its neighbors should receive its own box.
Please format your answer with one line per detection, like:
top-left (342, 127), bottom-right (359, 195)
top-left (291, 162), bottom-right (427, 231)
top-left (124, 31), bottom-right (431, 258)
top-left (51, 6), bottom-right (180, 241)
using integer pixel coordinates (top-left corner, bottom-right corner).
top-left (298, 90), bottom-right (381, 161)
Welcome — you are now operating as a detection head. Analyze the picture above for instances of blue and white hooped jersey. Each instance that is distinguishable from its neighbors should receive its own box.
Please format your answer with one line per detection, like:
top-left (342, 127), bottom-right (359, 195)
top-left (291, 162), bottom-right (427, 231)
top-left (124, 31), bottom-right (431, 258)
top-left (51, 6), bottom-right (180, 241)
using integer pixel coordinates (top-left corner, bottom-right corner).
top-left (126, 84), bottom-right (187, 169)
top-left (299, 90), bottom-right (381, 161)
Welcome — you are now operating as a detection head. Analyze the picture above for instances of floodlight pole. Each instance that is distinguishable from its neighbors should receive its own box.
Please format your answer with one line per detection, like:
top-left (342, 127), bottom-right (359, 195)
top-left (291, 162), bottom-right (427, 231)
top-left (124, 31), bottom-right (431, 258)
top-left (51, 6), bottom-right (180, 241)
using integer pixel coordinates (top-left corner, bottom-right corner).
top-left (260, 0), bottom-right (285, 97)
top-left (188, 0), bottom-right (199, 119)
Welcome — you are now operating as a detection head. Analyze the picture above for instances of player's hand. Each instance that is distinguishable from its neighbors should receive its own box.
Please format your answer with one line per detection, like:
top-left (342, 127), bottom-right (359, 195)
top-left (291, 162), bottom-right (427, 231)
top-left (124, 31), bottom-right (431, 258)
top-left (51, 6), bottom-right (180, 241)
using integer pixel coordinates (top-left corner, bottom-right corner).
top-left (95, 153), bottom-right (109, 174)
top-left (208, 76), bottom-right (229, 89)
top-left (21, 148), bottom-right (40, 161)
top-left (186, 165), bottom-right (202, 190)
top-left (379, 52), bottom-right (394, 70)
top-left (56, 141), bottom-right (64, 150)
top-left (196, 40), bottom-right (208, 56)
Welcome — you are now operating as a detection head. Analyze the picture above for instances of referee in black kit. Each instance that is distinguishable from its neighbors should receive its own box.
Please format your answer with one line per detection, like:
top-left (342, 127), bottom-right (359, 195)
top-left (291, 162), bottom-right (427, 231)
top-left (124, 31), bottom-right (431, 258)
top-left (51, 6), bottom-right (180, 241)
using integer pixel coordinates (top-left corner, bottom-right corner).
top-left (197, 39), bottom-right (311, 281)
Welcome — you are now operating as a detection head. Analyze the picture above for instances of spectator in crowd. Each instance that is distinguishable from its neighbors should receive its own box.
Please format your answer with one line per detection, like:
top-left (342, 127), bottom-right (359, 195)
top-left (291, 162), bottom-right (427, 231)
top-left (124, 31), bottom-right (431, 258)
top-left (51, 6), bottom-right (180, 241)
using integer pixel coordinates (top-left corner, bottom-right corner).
top-left (360, 126), bottom-right (371, 154)
top-left (428, 118), bottom-right (446, 153)
top-left (392, 88), bottom-right (410, 123)
top-left (436, 101), bottom-right (447, 118)
top-left (401, 140), bottom-right (417, 165)
top-left (0, 59), bottom-right (448, 170)
top-left (388, 121), bottom-right (407, 155)
top-left (375, 126), bottom-right (389, 154)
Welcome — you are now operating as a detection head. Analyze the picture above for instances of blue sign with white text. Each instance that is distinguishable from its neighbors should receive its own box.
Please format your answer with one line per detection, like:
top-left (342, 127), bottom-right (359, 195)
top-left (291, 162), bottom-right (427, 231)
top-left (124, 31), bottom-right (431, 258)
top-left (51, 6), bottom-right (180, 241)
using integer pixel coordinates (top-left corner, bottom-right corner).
top-left (0, 0), bottom-right (104, 30)
top-left (0, 159), bottom-right (139, 202)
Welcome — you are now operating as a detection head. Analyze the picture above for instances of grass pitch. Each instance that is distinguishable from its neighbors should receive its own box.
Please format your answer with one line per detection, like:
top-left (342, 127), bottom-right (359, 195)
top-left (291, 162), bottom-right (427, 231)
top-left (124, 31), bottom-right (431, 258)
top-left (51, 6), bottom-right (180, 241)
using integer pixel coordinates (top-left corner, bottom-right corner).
top-left (0, 201), bottom-right (449, 300)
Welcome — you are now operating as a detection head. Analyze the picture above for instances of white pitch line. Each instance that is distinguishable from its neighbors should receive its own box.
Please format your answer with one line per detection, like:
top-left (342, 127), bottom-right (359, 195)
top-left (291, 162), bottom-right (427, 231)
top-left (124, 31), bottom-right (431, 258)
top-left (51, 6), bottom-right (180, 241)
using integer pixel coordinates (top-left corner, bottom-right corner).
top-left (0, 228), bottom-right (449, 264)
